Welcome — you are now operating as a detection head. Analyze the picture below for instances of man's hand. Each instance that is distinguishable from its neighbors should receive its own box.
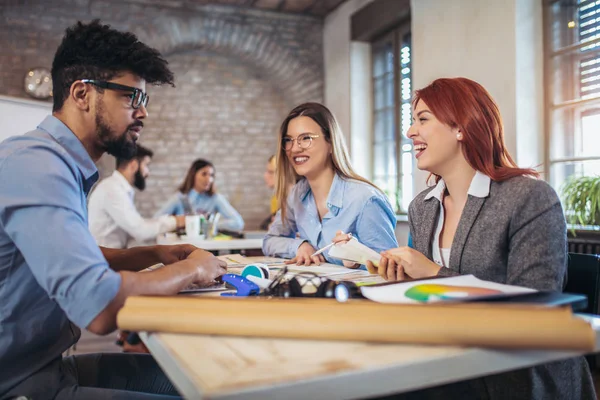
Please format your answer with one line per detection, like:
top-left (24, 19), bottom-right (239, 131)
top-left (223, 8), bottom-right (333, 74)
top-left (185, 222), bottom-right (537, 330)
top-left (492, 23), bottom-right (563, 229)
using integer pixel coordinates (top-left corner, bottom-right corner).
top-left (187, 249), bottom-right (228, 285)
top-left (154, 244), bottom-right (198, 265)
top-left (285, 241), bottom-right (325, 266)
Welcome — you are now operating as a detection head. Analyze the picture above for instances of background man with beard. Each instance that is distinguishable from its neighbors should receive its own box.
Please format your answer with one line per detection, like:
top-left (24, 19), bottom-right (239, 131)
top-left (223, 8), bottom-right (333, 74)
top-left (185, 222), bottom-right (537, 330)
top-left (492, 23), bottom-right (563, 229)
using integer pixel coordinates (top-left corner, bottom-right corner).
top-left (89, 144), bottom-right (185, 248)
top-left (0, 20), bottom-right (226, 399)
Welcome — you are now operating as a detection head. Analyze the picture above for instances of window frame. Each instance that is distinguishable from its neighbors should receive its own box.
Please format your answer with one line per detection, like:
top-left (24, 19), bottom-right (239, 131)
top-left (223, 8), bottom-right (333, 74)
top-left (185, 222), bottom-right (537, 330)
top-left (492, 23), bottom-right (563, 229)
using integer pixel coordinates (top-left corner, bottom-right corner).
top-left (370, 22), bottom-right (413, 214)
top-left (544, 0), bottom-right (600, 188)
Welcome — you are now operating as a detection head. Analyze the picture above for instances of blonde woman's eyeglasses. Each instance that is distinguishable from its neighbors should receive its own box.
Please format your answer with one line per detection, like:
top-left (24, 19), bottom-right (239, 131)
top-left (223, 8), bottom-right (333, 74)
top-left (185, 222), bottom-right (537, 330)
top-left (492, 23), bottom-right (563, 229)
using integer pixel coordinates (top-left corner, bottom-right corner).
top-left (282, 134), bottom-right (320, 151)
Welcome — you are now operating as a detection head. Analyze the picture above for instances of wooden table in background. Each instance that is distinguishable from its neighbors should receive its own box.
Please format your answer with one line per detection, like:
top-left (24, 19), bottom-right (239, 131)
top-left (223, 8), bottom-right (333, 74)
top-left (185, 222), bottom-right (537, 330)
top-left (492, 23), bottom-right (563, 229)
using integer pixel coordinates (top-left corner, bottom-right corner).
top-left (157, 233), bottom-right (264, 254)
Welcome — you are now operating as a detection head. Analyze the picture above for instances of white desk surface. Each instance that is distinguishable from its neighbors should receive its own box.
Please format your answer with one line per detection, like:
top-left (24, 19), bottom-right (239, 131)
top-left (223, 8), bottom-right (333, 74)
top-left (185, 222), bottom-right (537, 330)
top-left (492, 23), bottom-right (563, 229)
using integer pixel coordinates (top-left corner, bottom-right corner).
top-left (157, 236), bottom-right (263, 251)
top-left (141, 315), bottom-right (600, 400)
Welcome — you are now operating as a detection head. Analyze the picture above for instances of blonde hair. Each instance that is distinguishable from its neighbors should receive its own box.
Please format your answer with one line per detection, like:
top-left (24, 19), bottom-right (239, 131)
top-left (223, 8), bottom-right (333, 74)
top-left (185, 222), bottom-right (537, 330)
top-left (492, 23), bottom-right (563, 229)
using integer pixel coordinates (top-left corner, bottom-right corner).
top-left (276, 102), bottom-right (380, 222)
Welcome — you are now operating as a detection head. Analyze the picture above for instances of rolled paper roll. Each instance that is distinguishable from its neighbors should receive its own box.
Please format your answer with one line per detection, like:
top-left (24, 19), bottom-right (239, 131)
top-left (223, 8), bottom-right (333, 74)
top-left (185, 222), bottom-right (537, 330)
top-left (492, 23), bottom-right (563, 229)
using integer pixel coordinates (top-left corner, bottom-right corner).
top-left (117, 296), bottom-right (596, 351)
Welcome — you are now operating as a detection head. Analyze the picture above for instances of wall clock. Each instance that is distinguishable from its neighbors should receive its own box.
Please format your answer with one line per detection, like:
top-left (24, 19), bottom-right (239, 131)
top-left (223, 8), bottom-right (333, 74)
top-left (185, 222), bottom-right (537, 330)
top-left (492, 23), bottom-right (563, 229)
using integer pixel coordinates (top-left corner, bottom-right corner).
top-left (24, 67), bottom-right (53, 100)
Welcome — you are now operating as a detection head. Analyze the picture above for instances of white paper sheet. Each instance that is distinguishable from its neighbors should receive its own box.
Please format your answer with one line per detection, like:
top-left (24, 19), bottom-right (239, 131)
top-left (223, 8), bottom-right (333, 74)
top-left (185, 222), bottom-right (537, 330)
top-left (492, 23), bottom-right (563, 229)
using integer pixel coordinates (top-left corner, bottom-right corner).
top-left (328, 237), bottom-right (381, 266)
top-left (360, 275), bottom-right (536, 304)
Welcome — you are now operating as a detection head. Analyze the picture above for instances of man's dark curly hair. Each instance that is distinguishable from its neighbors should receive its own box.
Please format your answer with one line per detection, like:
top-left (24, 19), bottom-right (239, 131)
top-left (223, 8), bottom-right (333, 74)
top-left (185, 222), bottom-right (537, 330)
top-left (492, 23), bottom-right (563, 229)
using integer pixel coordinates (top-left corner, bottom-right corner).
top-left (51, 20), bottom-right (174, 112)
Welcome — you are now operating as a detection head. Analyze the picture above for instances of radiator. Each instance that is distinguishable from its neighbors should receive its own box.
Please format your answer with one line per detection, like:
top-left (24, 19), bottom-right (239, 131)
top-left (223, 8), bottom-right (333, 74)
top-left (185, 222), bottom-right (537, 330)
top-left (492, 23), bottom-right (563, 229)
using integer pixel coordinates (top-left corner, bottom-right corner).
top-left (568, 228), bottom-right (600, 255)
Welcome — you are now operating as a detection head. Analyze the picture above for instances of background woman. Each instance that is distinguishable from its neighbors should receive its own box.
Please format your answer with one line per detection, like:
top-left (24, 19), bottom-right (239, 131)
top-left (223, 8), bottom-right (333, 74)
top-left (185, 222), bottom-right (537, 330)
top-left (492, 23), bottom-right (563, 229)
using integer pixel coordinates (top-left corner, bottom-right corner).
top-left (155, 159), bottom-right (244, 232)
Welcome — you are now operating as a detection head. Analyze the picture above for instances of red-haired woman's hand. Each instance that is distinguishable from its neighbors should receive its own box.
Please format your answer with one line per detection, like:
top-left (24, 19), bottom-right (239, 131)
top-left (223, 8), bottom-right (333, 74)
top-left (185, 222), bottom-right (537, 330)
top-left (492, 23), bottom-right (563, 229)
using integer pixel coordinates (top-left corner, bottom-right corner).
top-left (380, 247), bottom-right (441, 279)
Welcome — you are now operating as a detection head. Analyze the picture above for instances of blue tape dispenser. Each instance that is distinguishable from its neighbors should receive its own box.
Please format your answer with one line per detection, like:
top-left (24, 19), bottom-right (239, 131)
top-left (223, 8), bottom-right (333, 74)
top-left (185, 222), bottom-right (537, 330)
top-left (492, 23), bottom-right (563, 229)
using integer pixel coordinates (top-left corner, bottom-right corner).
top-left (220, 274), bottom-right (260, 297)
top-left (241, 263), bottom-right (270, 279)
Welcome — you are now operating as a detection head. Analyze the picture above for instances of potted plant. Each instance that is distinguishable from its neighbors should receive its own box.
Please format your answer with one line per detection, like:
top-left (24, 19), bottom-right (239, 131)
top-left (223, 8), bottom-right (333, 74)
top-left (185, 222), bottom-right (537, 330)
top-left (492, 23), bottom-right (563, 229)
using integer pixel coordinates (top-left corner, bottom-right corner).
top-left (561, 175), bottom-right (600, 227)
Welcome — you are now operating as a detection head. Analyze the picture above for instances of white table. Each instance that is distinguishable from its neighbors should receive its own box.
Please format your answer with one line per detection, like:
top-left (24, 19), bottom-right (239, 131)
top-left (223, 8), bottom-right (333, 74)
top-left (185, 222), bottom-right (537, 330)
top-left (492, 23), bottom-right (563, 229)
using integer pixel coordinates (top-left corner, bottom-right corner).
top-left (157, 235), bottom-right (264, 252)
top-left (140, 316), bottom-right (600, 400)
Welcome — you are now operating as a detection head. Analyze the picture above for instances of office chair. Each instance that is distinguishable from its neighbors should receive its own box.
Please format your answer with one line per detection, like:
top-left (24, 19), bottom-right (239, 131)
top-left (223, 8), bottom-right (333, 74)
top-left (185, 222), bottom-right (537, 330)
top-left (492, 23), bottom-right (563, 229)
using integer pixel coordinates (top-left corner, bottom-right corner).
top-left (564, 252), bottom-right (600, 369)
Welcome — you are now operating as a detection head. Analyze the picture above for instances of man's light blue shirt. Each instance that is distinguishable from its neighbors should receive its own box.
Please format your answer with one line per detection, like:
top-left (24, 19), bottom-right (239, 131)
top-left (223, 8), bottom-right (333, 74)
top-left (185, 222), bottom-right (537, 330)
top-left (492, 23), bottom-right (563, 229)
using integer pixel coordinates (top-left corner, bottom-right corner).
top-left (262, 174), bottom-right (398, 265)
top-left (155, 189), bottom-right (245, 231)
top-left (0, 115), bottom-right (121, 396)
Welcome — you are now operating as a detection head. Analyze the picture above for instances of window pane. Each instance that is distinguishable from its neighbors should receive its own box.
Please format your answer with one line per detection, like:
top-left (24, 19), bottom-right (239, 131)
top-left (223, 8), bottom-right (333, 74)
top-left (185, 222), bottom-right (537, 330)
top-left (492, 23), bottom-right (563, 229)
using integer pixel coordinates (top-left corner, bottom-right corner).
top-left (385, 43), bottom-right (394, 73)
top-left (385, 109), bottom-right (395, 142)
top-left (550, 107), bottom-right (600, 161)
top-left (582, 110), bottom-right (600, 156)
top-left (386, 73), bottom-right (395, 107)
top-left (374, 77), bottom-right (385, 110)
top-left (373, 50), bottom-right (386, 77)
top-left (550, 160), bottom-right (600, 192)
top-left (387, 138), bottom-right (397, 173)
top-left (401, 151), bottom-right (414, 212)
top-left (373, 143), bottom-right (387, 178)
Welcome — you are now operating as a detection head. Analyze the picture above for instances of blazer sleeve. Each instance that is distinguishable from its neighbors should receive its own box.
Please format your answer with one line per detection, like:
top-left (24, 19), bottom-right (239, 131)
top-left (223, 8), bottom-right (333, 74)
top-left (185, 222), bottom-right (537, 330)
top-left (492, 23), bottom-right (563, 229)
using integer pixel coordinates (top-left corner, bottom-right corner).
top-left (504, 180), bottom-right (567, 290)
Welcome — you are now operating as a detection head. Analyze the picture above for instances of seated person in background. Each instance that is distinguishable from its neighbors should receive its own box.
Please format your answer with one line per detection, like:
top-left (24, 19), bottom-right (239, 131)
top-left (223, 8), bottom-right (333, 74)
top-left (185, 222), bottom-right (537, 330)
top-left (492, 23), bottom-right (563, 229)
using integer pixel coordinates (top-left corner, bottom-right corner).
top-left (155, 158), bottom-right (245, 231)
top-left (0, 20), bottom-right (226, 399)
top-left (88, 144), bottom-right (185, 248)
top-left (369, 77), bottom-right (594, 399)
top-left (262, 102), bottom-right (398, 266)
top-left (259, 154), bottom-right (279, 230)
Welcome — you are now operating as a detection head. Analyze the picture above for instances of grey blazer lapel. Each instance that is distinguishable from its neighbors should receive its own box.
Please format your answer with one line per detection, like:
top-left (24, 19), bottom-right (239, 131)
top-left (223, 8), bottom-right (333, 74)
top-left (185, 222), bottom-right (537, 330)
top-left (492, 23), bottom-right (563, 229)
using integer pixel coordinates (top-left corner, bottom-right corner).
top-left (449, 196), bottom-right (486, 273)
top-left (416, 199), bottom-right (439, 260)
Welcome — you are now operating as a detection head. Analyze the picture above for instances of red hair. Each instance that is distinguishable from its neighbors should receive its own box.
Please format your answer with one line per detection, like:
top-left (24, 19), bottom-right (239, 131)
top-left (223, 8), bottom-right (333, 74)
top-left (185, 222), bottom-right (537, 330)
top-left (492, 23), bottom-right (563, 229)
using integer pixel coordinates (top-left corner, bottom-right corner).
top-left (413, 77), bottom-right (538, 182)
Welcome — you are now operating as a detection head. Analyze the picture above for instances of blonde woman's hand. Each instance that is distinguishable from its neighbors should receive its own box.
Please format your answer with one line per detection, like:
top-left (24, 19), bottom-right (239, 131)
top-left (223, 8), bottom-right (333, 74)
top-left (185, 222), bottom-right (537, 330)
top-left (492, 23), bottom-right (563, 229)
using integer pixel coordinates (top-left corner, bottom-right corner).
top-left (285, 241), bottom-right (325, 266)
top-left (332, 231), bottom-right (359, 268)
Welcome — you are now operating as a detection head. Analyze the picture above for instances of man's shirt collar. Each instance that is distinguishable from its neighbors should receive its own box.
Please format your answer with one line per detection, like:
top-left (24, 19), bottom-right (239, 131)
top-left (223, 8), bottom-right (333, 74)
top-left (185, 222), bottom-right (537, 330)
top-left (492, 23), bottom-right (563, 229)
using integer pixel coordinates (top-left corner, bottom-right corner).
top-left (37, 115), bottom-right (98, 189)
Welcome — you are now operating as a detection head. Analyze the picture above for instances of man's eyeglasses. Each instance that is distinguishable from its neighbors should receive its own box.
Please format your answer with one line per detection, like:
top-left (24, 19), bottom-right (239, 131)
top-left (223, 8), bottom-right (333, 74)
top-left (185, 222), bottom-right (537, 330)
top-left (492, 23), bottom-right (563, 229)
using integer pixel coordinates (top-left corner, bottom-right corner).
top-left (282, 134), bottom-right (320, 151)
top-left (81, 79), bottom-right (149, 109)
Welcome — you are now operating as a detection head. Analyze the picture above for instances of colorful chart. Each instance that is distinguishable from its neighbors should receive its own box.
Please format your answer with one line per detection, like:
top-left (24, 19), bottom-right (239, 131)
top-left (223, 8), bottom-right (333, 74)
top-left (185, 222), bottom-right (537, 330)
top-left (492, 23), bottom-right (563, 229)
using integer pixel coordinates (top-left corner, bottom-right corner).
top-left (405, 284), bottom-right (502, 302)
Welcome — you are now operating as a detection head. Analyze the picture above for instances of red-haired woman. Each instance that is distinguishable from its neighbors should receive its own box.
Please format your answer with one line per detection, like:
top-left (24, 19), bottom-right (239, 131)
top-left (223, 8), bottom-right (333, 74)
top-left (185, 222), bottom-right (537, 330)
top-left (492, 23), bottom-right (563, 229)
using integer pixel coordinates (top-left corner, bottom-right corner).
top-left (367, 77), bottom-right (594, 399)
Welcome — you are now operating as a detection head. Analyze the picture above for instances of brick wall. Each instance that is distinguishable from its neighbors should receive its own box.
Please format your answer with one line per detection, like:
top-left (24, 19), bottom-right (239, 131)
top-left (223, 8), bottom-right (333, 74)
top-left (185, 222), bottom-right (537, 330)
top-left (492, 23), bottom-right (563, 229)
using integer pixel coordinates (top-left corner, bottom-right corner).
top-left (0, 0), bottom-right (324, 229)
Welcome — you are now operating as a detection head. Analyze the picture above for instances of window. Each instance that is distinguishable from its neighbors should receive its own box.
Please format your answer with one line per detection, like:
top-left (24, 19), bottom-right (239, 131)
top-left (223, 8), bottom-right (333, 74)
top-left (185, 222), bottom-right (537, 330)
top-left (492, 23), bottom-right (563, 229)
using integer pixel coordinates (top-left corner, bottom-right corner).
top-left (371, 24), bottom-right (413, 213)
top-left (545, 0), bottom-right (600, 190)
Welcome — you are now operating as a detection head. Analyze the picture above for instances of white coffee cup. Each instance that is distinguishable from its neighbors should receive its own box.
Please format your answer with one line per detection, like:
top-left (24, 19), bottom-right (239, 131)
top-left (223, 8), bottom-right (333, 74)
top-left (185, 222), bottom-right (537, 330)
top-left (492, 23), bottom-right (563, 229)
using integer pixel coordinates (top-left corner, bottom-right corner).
top-left (185, 215), bottom-right (201, 237)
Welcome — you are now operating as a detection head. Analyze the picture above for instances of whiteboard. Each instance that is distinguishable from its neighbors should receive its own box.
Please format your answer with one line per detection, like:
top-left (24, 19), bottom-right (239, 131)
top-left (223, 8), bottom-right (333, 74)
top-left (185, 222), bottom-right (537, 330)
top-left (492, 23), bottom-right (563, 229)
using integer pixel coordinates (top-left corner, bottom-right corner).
top-left (0, 95), bottom-right (52, 142)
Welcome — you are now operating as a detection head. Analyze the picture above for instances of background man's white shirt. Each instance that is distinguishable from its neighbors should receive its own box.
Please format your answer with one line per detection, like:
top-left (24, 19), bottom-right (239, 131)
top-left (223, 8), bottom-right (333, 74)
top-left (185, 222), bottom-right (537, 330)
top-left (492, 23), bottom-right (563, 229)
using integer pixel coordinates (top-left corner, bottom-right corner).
top-left (88, 171), bottom-right (176, 248)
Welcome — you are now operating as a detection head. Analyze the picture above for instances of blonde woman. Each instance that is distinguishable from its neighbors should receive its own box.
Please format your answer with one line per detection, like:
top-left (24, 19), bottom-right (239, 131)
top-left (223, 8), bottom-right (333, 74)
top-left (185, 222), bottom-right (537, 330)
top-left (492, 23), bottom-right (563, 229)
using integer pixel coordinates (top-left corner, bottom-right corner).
top-left (262, 103), bottom-right (398, 266)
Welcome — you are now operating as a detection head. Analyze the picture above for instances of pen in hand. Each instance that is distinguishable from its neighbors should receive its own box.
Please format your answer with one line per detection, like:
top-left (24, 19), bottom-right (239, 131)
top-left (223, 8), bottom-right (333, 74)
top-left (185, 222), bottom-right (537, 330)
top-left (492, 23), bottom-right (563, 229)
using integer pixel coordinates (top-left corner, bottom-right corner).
top-left (311, 233), bottom-right (353, 257)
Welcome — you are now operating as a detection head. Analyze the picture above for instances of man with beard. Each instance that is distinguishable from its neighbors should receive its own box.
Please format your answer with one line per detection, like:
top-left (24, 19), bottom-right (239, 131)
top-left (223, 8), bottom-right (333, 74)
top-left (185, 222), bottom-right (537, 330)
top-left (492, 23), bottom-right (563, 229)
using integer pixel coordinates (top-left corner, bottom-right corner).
top-left (0, 20), bottom-right (226, 399)
top-left (89, 144), bottom-right (185, 248)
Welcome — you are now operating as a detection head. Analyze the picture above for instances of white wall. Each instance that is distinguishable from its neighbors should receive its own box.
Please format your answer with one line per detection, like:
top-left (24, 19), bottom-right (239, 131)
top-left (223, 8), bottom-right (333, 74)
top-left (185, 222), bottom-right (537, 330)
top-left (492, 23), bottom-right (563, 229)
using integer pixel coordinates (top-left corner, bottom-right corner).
top-left (0, 95), bottom-right (52, 142)
top-left (410, 0), bottom-right (544, 193)
top-left (324, 0), bottom-right (375, 163)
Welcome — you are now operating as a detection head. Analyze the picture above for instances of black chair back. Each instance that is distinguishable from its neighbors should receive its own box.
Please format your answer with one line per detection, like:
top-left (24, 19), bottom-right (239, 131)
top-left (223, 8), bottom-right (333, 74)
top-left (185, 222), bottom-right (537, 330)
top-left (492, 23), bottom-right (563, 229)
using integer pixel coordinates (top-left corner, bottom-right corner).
top-left (565, 253), bottom-right (600, 315)
top-left (564, 252), bottom-right (600, 370)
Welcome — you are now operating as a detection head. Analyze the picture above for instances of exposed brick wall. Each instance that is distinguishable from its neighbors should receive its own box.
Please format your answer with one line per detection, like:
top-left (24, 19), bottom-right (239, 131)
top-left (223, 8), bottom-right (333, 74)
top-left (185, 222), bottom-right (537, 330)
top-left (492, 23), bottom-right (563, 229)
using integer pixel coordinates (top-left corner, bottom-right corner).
top-left (0, 0), bottom-right (324, 229)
